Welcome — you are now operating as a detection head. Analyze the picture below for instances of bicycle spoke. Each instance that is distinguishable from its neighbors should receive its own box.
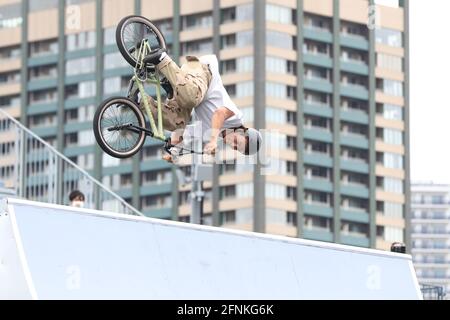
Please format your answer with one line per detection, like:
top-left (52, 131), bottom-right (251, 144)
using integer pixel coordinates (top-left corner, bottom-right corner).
top-left (99, 101), bottom-right (142, 154)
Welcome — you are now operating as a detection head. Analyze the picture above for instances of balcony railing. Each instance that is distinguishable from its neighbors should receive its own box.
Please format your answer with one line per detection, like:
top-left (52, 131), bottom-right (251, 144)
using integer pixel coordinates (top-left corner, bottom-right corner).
top-left (0, 108), bottom-right (142, 216)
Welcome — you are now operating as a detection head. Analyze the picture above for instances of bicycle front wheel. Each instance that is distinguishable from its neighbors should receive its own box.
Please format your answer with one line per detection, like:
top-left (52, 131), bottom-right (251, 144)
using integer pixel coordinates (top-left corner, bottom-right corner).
top-left (93, 97), bottom-right (146, 159)
top-left (116, 15), bottom-right (167, 69)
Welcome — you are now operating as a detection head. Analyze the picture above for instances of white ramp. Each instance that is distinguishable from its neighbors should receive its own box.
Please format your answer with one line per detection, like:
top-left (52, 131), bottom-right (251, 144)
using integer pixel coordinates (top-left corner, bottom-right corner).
top-left (0, 198), bottom-right (422, 299)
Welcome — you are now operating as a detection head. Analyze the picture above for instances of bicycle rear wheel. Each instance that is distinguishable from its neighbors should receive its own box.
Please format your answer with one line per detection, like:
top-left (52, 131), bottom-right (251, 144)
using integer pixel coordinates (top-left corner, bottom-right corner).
top-left (93, 97), bottom-right (146, 159)
top-left (116, 15), bottom-right (167, 69)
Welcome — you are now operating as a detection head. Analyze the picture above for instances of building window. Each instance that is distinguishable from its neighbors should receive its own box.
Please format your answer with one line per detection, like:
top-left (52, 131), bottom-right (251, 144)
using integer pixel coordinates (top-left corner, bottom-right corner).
top-left (287, 186), bottom-right (297, 201)
top-left (341, 47), bottom-right (367, 64)
top-left (265, 107), bottom-right (286, 124)
top-left (236, 81), bottom-right (253, 98)
top-left (266, 56), bottom-right (287, 74)
top-left (375, 28), bottom-right (402, 47)
top-left (266, 4), bottom-right (293, 24)
top-left (221, 210), bottom-right (236, 224)
top-left (305, 140), bottom-right (330, 155)
top-left (65, 56), bottom-right (96, 76)
top-left (65, 81), bottom-right (96, 99)
top-left (303, 39), bottom-right (331, 56)
top-left (266, 209), bottom-right (288, 225)
top-left (29, 39), bottom-right (58, 57)
top-left (0, 95), bottom-right (20, 108)
top-left (378, 79), bottom-right (403, 97)
top-left (377, 53), bottom-right (403, 72)
top-left (66, 30), bottom-right (96, 51)
top-left (29, 0), bottom-right (58, 12)
top-left (0, 45), bottom-right (21, 59)
top-left (29, 64), bottom-right (57, 80)
top-left (220, 185), bottom-right (236, 199)
top-left (0, 71), bottom-right (20, 84)
top-left (236, 183), bottom-right (253, 198)
top-left (265, 183), bottom-right (286, 200)
top-left (103, 26), bottom-right (115, 45)
top-left (221, 3), bottom-right (253, 23)
top-left (29, 89), bottom-right (57, 104)
top-left (266, 31), bottom-right (294, 50)
top-left (304, 13), bottom-right (332, 32)
top-left (266, 82), bottom-right (287, 99)
top-left (0, 3), bottom-right (22, 29)
top-left (381, 128), bottom-right (403, 145)
top-left (287, 211), bottom-right (297, 226)
top-left (378, 103), bottom-right (403, 120)
top-left (181, 39), bottom-right (213, 55)
top-left (240, 107), bottom-right (254, 122)
top-left (182, 12), bottom-right (213, 30)
top-left (341, 221), bottom-right (368, 237)
top-left (383, 152), bottom-right (403, 169)
top-left (384, 226), bottom-right (404, 242)
top-left (383, 202), bottom-right (403, 218)
top-left (28, 113), bottom-right (57, 128)
top-left (304, 215), bottom-right (332, 231)
top-left (383, 177), bottom-right (403, 194)
top-left (340, 20), bottom-right (368, 39)
top-left (104, 52), bottom-right (129, 69)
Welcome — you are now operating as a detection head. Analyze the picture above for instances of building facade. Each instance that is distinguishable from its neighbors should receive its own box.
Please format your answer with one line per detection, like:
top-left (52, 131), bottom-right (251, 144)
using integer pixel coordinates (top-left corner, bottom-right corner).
top-left (411, 183), bottom-right (450, 296)
top-left (0, 0), bottom-right (409, 250)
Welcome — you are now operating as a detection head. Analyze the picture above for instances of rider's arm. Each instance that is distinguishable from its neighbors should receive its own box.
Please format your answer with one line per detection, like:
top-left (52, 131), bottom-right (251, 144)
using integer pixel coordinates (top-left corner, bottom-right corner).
top-left (209, 107), bottom-right (235, 143)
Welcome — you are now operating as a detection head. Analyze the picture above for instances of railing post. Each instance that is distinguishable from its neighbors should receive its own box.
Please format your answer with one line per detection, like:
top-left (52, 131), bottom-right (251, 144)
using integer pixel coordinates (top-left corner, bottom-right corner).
top-left (16, 128), bottom-right (26, 198)
top-left (55, 157), bottom-right (63, 204)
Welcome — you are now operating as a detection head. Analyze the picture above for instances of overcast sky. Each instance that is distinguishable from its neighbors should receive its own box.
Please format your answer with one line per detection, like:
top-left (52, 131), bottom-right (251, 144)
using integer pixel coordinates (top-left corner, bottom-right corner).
top-left (409, 0), bottom-right (450, 184)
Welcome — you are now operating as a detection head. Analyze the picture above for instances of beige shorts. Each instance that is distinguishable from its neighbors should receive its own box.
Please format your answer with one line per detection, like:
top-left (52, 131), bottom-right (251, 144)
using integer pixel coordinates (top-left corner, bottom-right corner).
top-left (141, 56), bottom-right (211, 131)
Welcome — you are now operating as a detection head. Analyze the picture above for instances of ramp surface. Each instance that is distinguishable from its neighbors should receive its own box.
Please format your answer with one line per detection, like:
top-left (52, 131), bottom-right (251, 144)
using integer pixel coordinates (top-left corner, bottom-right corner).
top-left (0, 198), bottom-right (422, 299)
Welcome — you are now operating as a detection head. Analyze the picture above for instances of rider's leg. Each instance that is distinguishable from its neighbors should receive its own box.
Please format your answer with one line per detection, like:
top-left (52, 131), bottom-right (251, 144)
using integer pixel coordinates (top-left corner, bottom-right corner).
top-left (140, 95), bottom-right (191, 131)
top-left (156, 55), bottom-right (211, 110)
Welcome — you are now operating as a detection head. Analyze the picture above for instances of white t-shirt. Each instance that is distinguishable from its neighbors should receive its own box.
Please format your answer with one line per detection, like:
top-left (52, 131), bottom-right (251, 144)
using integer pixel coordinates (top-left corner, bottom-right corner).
top-left (192, 55), bottom-right (244, 134)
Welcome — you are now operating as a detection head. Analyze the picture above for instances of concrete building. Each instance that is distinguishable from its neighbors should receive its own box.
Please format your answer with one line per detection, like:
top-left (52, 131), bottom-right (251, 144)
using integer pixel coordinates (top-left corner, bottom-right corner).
top-left (0, 0), bottom-right (409, 249)
top-left (411, 183), bottom-right (450, 296)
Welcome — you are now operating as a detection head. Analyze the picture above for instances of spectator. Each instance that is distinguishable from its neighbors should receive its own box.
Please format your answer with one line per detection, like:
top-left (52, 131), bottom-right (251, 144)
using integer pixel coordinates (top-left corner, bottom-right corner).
top-left (69, 190), bottom-right (85, 208)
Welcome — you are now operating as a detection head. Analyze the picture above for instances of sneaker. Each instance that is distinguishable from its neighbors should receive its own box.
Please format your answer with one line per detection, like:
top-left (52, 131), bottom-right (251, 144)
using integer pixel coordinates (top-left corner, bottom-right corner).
top-left (143, 48), bottom-right (167, 66)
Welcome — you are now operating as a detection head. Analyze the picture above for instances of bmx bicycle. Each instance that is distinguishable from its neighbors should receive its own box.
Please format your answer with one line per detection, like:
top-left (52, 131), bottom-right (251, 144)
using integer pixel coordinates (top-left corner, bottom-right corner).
top-left (93, 15), bottom-right (199, 159)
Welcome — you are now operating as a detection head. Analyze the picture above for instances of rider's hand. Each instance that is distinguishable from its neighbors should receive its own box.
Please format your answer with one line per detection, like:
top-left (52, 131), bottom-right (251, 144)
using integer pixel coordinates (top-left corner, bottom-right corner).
top-left (204, 141), bottom-right (218, 155)
top-left (162, 154), bottom-right (173, 163)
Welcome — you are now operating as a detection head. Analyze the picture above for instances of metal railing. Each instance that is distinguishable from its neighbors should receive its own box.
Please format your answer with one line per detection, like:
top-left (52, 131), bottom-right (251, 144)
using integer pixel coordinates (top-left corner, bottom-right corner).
top-left (0, 108), bottom-right (143, 216)
top-left (420, 284), bottom-right (446, 300)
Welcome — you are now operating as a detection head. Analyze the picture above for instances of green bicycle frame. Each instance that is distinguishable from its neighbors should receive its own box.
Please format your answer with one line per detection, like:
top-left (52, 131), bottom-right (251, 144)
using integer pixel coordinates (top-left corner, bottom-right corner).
top-left (131, 39), bottom-right (165, 141)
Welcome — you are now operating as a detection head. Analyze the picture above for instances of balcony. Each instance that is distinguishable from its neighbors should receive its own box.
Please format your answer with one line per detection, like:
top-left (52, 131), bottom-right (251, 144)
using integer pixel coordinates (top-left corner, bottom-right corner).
top-left (303, 203), bottom-right (333, 218)
top-left (340, 58), bottom-right (369, 76)
top-left (139, 183), bottom-right (172, 197)
top-left (304, 25), bottom-right (333, 43)
top-left (341, 234), bottom-right (370, 247)
top-left (303, 101), bottom-right (333, 118)
top-left (303, 126), bottom-right (333, 143)
top-left (340, 158), bottom-right (369, 174)
top-left (340, 108), bottom-right (369, 124)
top-left (340, 183), bottom-right (369, 198)
top-left (340, 83), bottom-right (369, 100)
top-left (341, 208), bottom-right (370, 224)
top-left (141, 207), bottom-right (172, 219)
top-left (340, 132), bottom-right (369, 149)
top-left (27, 54), bottom-right (58, 67)
top-left (303, 228), bottom-right (334, 242)
top-left (340, 33), bottom-right (369, 50)
top-left (303, 152), bottom-right (333, 168)
top-left (304, 177), bottom-right (333, 193)
top-left (303, 52), bottom-right (333, 68)
top-left (304, 77), bottom-right (333, 93)
top-left (28, 78), bottom-right (58, 91)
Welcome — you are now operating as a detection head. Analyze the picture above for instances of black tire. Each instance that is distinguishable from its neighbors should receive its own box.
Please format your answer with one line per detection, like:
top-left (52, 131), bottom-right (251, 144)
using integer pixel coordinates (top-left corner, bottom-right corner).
top-left (93, 97), bottom-right (146, 159)
top-left (116, 15), bottom-right (167, 69)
